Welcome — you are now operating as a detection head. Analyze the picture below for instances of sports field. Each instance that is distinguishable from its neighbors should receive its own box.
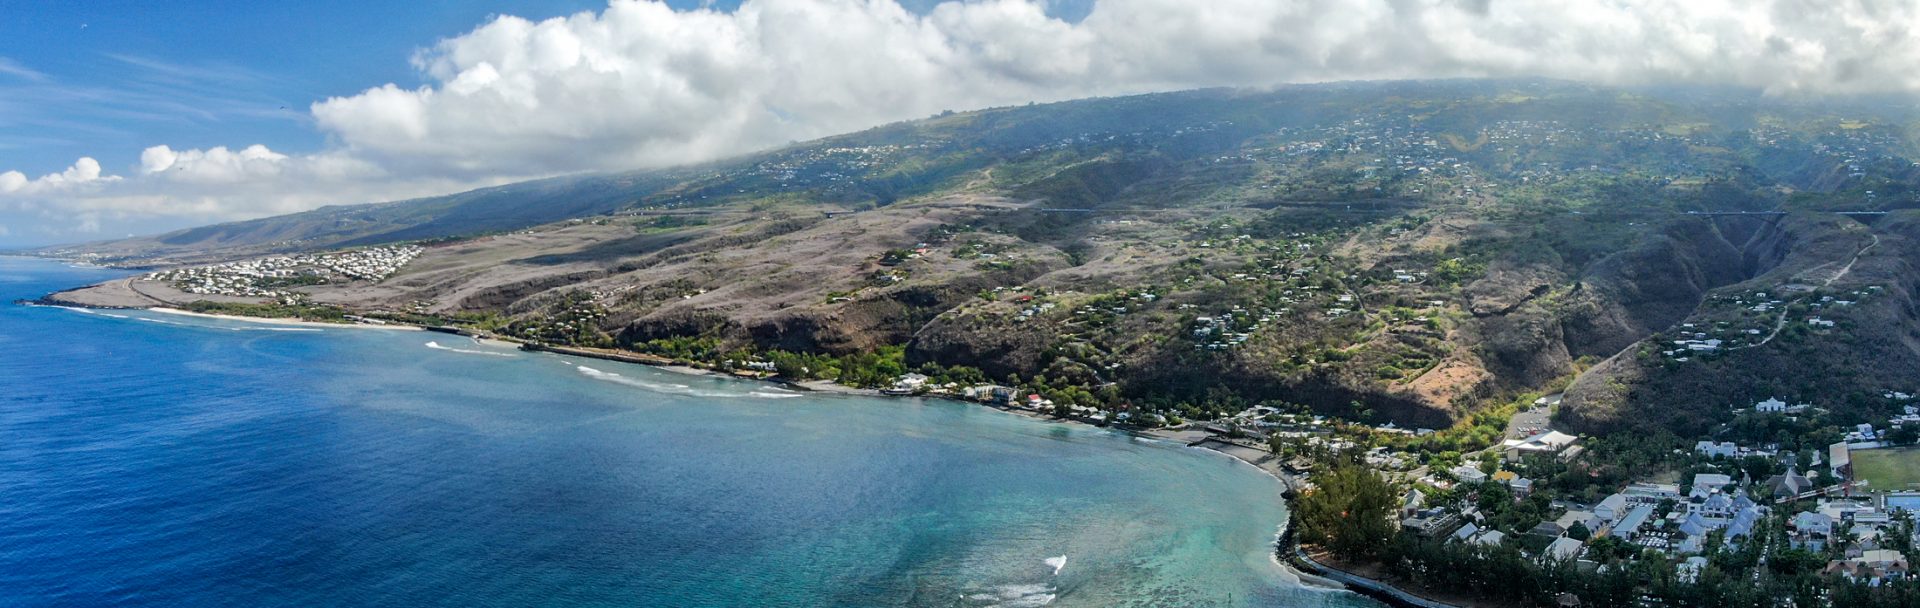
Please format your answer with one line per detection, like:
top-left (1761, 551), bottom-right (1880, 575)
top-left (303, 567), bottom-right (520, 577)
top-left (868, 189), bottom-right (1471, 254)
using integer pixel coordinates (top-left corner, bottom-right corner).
top-left (1851, 447), bottom-right (1920, 491)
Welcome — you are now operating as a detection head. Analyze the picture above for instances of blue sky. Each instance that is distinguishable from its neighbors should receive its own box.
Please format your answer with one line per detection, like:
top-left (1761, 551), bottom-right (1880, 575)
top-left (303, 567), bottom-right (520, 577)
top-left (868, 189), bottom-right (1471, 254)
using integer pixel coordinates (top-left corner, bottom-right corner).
top-left (1, 1), bottom-right (615, 176)
top-left (0, 0), bottom-right (1906, 247)
top-left (0, 0), bottom-right (1094, 179)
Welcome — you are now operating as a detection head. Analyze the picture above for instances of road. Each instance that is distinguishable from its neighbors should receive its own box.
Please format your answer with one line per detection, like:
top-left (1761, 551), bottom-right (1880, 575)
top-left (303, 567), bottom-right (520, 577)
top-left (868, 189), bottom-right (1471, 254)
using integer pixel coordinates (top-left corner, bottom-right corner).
top-left (1748, 232), bottom-right (1879, 349)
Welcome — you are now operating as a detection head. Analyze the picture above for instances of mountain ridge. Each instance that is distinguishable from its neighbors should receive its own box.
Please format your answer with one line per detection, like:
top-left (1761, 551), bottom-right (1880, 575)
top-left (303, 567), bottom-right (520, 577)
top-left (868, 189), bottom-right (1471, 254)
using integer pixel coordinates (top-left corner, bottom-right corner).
top-left (40, 79), bottom-right (1920, 435)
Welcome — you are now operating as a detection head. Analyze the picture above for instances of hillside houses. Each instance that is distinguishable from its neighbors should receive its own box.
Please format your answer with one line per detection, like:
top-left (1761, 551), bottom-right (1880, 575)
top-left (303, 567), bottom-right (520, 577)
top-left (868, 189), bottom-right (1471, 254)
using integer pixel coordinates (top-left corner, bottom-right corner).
top-left (147, 245), bottom-right (423, 298)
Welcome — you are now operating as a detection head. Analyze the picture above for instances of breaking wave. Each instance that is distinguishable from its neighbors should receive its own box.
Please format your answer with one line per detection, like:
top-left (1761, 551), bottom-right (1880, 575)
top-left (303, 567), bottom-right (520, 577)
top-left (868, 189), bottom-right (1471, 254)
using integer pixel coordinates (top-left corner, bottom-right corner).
top-left (574, 365), bottom-right (747, 398)
top-left (425, 341), bottom-right (517, 357)
top-left (962, 584), bottom-right (1056, 608)
top-left (53, 306), bottom-right (128, 319)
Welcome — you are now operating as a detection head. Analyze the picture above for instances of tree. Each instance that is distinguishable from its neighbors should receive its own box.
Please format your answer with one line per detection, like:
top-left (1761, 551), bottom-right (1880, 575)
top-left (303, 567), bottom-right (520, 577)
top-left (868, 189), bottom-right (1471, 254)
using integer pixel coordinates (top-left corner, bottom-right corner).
top-left (1567, 521), bottom-right (1592, 541)
top-left (1887, 424), bottom-right (1919, 446)
top-left (1293, 464), bottom-right (1400, 559)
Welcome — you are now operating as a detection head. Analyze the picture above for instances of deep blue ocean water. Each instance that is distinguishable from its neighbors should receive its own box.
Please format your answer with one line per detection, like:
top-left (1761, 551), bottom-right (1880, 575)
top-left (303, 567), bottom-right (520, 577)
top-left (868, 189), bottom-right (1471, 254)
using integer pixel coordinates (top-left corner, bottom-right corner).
top-left (0, 256), bottom-right (1374, 607)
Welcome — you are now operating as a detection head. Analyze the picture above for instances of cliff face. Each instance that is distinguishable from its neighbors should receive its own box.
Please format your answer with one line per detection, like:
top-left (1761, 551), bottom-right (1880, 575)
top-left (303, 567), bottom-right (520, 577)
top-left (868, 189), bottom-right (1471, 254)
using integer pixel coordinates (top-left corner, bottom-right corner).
top-left (1559, 212), bottom-right (1920, 436)
top-left (1547, 218), bottom-right (1758, 361)
top-left (1427, 217), bottom-right (1766, 402)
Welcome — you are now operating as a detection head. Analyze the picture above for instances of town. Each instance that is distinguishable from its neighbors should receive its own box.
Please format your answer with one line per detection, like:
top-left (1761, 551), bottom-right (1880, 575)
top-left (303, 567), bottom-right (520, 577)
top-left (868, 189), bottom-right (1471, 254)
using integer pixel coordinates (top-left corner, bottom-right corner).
top-left (144, 245), bottom-right (423, 298)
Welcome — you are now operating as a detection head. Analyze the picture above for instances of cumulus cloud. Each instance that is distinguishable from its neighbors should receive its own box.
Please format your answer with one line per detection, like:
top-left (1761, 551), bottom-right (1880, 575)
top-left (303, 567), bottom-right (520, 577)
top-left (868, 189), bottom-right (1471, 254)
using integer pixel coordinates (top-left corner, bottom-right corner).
top-left (2, 145), bottom-right (479, 239)
top-left (0, 157), bottom-right (118, 196)
top-left (307, 0), bottom-right (1920, 177)
top-left (8, 0), bottom-right (1920, 243)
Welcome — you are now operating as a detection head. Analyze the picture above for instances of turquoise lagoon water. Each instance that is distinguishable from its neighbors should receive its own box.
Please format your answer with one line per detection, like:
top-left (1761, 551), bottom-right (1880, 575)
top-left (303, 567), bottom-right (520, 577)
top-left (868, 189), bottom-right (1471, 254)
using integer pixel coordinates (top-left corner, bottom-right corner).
top-left (0, 256), bottom-right (1375, 607)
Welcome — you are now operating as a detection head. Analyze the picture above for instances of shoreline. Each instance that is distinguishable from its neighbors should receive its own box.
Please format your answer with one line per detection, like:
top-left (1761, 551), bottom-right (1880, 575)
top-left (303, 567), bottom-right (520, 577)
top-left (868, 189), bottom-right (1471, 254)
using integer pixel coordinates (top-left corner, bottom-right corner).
top-left (146, 307), bottom-right (426, 331)
top-left (1284, 549), bottom-right (1475, 608)
top-left (35, 292), bottom-right (1358, 604)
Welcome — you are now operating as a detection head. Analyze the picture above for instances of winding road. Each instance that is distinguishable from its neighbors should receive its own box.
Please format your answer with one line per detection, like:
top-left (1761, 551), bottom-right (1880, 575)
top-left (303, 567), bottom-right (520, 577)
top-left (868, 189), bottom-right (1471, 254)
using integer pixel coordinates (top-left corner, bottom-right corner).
top-left (1747, 232), bottom-right (1879, 349)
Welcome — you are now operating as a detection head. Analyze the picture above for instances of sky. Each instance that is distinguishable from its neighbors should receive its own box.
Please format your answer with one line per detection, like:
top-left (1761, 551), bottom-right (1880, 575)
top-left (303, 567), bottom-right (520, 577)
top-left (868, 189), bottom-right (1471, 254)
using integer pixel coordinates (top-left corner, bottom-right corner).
top-left (0, 0), bottom-right (1915, 248)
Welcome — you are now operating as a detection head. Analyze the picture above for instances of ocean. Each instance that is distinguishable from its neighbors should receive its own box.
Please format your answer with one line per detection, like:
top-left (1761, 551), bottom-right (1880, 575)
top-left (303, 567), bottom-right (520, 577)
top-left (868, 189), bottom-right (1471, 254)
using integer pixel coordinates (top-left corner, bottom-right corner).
top-left (0, 256), bottom-right (1374, 607)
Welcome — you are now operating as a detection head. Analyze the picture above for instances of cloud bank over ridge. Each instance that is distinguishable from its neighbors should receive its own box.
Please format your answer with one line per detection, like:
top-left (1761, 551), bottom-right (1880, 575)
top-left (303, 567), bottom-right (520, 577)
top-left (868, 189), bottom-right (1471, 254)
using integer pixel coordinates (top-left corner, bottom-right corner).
top-left (8, 0), bottom-right (1920, 242)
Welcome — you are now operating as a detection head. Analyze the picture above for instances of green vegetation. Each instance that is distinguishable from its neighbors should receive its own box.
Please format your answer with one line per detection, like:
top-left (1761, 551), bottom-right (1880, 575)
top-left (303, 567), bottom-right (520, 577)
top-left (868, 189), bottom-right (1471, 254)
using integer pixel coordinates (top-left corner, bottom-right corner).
top-left (634, 215), bottom-right (708, 232)
top-left (183, 300), bottom-right (347, 322)
top-left (1292, 464), bottom-right (1399, 559)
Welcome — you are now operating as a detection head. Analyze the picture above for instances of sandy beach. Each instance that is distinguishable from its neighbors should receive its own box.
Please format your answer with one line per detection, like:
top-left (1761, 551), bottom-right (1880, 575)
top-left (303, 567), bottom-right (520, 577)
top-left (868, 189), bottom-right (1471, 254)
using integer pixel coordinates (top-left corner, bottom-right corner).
top-left (147, 307), bottom-right (424, 331)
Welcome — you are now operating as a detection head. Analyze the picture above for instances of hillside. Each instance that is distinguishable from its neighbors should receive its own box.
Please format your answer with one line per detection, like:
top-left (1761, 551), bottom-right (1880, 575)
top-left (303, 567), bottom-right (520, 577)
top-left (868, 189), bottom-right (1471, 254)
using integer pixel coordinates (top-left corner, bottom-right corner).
top-left (1560, 211), bottom-right (1920, 437)
top-left (43, 79), bottom-right (1920, 432)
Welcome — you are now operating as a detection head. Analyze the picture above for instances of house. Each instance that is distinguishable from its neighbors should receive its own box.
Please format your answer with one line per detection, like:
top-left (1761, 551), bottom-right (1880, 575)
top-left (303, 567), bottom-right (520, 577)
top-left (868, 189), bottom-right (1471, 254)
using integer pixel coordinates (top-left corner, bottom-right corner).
top-left (1677, 513), bottom-right (1710, 537)
top-left (1451, 465), bottom-right (1488, 485)
top-left (1675, 534), bottom-right (1706, 555)
top-left (1402, 489), bottom-right (1427, 518)
top-left (1692, 473), bottom-right (1733, 493)
top-left (1545, 537), bottom-right (1584, 561)
top-left (883, 373), bottom-right (930, 395)
top-left (1689, 492), bottom-right (1735, 519)
top-left (1755, 397), bottom-right (1788, 413)
top-left (1821, 498), bottom-right (1878, 522)
top-left (1502, 430), bottom-right (1580, 459)
top-left (1612, 505), bottom-right (1655, 539)
top-left (1530, 521), bottom-right (1567, 538)
top-left (1506, 477), bottom-right (1535, 497)
top-left (1677, 556), bottom-right (1708, 583)
top-left (1767, 468), bottom-right (1814, 500)
top-left (1695, 441), bottom-right (1740, 459)
top-left (1557, 510), bottom-right (1604, 535)
top-left (1401, 507), bottom-right (1459, 537)
top-left (1624, 482), bottom-right (1682, 504)
top-left (1725, 506), bottom-right (1765, 542)
top-left (1594, 494), bottom-right (1629, 522)
top-left (1472, 529), bottom-right (1507, 547)
top-left (1452, 522), bottom-right (1481, 542)
top-left (1825, 550), bottom-right (1911, 585)
top-left (1793, 512), bottom-right (1835, 551)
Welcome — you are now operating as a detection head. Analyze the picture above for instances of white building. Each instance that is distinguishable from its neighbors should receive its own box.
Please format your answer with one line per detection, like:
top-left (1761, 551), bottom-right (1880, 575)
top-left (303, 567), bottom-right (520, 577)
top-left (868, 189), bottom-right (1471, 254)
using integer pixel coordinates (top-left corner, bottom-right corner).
top-left (1695, 441), bottom-right (1739, 459)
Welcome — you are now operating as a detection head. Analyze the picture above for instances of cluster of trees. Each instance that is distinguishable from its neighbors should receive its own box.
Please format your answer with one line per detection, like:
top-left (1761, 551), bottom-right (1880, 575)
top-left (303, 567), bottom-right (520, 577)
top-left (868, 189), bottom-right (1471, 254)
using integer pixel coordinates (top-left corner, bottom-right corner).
top-left (1291, 464), bottom-right (1399, 559)
top-left (502, 292), bottom-right (613, 348)
top-left (1384, 537), bottom-right (1622, 605)
top-left (634, 215), bottom-right (707, 231)
top-left (742, 346), bottom-right (910, 388)
top-left (184, 300), bottom-right (347, 323)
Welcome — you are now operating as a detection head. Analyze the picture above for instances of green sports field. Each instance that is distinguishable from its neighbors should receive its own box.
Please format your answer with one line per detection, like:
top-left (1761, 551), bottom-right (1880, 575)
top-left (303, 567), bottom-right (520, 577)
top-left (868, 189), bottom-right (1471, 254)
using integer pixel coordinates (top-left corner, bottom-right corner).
top-left (1851, 447), bottom-right (1920, 491)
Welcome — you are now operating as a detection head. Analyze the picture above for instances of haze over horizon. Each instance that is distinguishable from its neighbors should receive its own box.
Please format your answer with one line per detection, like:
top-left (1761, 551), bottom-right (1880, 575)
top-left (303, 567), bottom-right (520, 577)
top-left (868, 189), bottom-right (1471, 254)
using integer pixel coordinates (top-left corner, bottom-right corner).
top-left (3, 0), bottom-right (1917, 247)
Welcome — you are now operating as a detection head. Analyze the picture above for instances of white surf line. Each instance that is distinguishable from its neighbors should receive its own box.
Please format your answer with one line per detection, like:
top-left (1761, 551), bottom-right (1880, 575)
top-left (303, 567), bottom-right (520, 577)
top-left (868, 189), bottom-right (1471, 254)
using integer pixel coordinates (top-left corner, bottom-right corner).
top-left (50, 305), bottom-right (130, 319)
top-left (575, 364), bottom-right (772, 399)
top-left (425, 340), bottom-right (518, 357)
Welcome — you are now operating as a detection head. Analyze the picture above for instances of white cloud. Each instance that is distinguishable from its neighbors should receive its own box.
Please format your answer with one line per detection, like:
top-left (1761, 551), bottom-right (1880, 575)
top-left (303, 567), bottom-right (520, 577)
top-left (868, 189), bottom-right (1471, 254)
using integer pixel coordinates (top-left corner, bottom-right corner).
top-left (302, 0), bottom-right (1920, 179)
top-left (1, 146), bottom-right (479, 241)
top-left (0, 157), bottom-right (118, 196)
top-left (8, 0), bottom-right (1920, 243)
top-left (140, 144), bottom-right (290, 184)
